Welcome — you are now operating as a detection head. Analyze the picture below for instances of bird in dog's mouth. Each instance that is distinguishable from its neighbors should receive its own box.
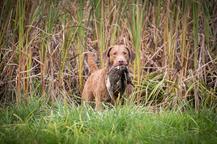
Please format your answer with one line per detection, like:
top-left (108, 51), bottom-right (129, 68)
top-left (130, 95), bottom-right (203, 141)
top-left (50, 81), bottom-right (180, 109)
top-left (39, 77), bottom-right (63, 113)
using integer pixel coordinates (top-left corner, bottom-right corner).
top-left (106, 65), bottom-right (133, 100)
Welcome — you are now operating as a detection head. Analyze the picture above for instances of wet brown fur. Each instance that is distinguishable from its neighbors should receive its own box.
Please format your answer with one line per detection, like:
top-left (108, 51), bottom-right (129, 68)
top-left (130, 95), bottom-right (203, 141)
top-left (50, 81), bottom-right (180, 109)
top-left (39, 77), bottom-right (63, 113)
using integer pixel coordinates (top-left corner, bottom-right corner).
top-left (82, 45), bottom-right (135, 110)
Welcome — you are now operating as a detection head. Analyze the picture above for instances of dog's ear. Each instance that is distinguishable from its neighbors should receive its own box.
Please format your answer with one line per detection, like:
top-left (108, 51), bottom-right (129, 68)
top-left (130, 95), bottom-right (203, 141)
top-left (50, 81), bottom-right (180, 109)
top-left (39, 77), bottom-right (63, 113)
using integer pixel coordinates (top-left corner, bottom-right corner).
top-left (126, 47), bottom-right (135, 63)
top-left (103, 46), bottom-right (113, 60)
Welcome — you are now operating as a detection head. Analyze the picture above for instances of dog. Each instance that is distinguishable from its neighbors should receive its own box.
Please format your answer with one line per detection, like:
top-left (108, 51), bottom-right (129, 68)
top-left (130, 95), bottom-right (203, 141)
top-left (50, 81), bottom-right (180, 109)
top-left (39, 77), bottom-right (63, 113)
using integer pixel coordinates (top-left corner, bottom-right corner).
top-left (82, 45), bottom-right (135, 110)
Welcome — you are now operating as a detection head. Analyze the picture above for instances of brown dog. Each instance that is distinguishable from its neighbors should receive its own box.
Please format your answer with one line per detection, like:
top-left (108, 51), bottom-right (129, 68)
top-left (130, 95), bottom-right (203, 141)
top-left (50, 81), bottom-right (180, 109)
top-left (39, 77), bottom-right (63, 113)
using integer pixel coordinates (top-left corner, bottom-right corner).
top-left (82, 45), bottom-right (135, 110)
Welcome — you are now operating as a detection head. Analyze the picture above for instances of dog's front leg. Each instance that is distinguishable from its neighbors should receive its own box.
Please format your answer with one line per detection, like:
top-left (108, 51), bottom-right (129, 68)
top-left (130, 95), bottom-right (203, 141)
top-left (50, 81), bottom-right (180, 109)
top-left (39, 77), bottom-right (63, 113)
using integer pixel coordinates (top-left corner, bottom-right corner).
top-left (95, 94), bottom-right (103, 111)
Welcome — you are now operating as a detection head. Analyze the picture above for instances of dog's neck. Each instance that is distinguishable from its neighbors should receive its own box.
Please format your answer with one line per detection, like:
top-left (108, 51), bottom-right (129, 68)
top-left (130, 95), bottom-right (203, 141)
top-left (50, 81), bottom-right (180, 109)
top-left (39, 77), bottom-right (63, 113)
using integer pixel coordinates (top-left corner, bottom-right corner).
top-left (106, 63), bottom-right (113, 72)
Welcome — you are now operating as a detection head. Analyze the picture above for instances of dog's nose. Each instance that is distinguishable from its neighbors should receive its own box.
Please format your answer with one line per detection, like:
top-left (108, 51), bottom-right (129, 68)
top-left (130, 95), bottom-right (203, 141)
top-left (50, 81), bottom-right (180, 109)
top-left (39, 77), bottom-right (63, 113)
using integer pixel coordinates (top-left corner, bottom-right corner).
top-left (118, 60), bottom-right (125, 65)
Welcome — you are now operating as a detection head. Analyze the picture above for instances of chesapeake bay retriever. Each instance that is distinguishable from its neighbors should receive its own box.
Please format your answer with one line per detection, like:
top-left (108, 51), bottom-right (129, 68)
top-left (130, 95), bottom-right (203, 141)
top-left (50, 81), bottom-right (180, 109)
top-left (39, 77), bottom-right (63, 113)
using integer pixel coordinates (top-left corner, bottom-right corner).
top-left (82, 45), bottom-right (135, 110)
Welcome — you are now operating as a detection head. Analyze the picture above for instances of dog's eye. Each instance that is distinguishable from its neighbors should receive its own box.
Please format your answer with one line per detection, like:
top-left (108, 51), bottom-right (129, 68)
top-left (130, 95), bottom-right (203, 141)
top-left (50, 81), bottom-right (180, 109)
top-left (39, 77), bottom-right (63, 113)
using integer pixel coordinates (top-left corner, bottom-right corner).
top-left (113, 52), bottom-right (117, 56)
top-left (123, 52), bottom-right (127, 55)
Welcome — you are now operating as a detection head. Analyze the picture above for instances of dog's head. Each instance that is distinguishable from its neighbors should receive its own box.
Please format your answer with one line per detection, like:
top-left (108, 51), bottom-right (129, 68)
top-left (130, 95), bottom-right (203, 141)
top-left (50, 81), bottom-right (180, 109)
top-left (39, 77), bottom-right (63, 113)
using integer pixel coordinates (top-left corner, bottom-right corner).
top-left (103, 45), bottom-right (135, 67)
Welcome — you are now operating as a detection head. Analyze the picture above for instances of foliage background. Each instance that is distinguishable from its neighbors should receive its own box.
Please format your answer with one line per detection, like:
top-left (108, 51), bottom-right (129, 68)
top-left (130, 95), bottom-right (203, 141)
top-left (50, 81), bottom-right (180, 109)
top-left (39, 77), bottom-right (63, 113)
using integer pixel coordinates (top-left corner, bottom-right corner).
top-left (0, 0), bottom-right (216, 110)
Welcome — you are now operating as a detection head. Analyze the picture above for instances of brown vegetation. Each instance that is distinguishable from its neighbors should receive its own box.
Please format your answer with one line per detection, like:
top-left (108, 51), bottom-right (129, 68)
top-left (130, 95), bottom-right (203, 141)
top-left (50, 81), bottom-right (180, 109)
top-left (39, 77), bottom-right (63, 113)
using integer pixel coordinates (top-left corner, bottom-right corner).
top-left (0, 0), bottom-right (216, 110)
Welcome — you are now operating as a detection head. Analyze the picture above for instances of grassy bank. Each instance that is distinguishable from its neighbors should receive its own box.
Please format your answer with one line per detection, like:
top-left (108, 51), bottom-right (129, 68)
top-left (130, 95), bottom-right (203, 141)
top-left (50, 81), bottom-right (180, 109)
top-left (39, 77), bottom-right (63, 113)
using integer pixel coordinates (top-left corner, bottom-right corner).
top-left (0, 99), bottom-right (217, 144)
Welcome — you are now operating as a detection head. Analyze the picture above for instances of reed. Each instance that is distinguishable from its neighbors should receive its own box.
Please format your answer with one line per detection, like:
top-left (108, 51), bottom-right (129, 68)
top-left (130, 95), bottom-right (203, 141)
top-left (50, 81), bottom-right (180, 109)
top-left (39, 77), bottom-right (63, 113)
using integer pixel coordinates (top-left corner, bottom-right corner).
top-left (16, 0), bottom-right (25, 103)
top-left (0, 0), bottom-right (216, 109)
top-left (76, 0), bottom-right (86, 91)
top-left (127, 1), bottom-right (146, 103)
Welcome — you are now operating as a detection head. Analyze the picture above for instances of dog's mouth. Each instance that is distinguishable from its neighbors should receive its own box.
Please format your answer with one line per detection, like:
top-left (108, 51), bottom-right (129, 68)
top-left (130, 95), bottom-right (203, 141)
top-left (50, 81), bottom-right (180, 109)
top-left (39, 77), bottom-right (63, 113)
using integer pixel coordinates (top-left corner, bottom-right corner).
top-left (111, 63), bottom-right (128, 68)
top-left (109, 65), bottom-right (128, 73)
top-left (113, 62), bottom-right (128, 67)
top-left (115, 65), bottom-right (128, 70)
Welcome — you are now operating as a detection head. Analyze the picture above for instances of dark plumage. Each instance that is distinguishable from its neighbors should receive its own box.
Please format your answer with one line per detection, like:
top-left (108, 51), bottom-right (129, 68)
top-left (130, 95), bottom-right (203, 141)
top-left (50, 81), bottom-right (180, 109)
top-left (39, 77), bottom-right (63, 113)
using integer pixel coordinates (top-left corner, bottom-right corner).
top-left (106, 66), bottom-right (133, 98)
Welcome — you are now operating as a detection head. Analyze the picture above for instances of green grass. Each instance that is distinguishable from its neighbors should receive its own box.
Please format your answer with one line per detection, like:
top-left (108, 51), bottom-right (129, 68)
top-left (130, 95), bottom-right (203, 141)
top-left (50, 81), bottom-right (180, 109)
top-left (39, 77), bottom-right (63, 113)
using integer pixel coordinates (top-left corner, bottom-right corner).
top-left (0, 99), bottom-right (217, 144)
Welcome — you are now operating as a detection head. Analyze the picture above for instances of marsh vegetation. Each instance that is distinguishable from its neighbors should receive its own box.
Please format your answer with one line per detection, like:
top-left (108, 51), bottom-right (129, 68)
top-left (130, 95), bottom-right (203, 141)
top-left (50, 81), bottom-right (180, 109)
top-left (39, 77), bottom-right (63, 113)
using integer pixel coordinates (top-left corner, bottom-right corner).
top-left (0, 0), bottom-right (217, 143)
